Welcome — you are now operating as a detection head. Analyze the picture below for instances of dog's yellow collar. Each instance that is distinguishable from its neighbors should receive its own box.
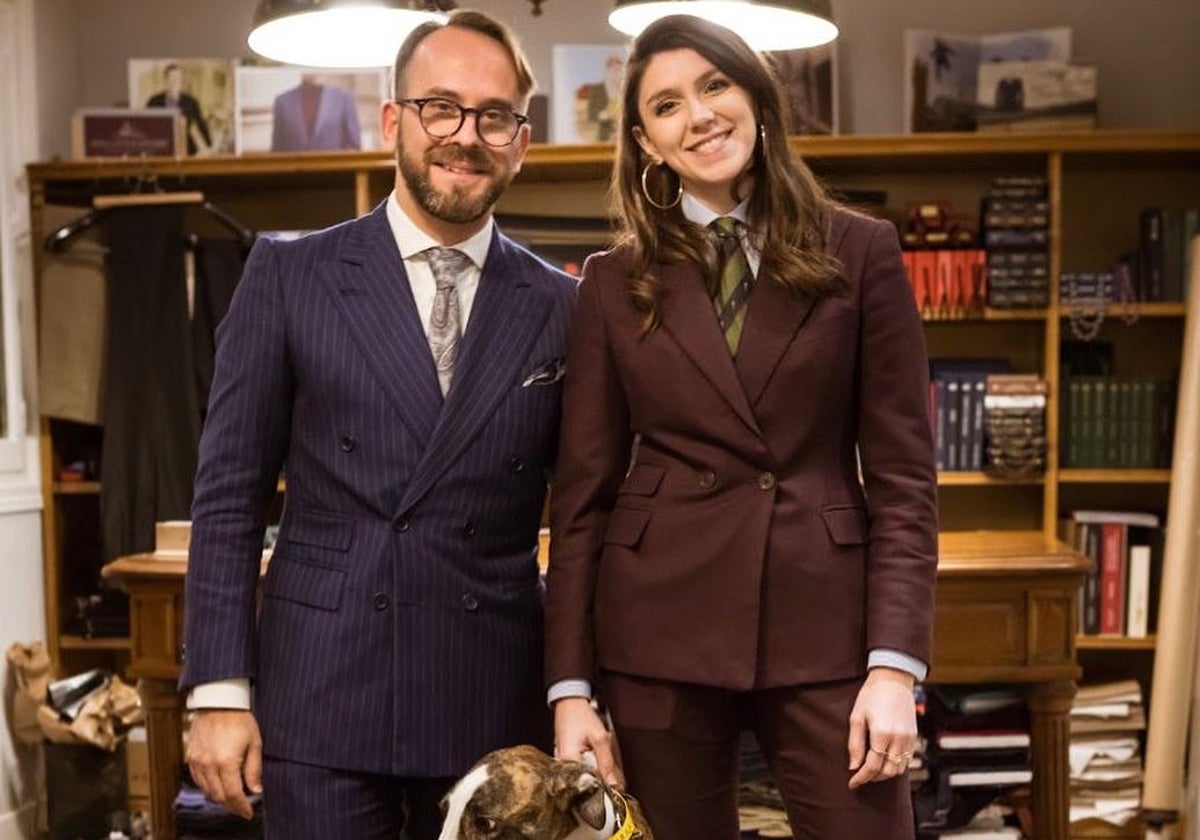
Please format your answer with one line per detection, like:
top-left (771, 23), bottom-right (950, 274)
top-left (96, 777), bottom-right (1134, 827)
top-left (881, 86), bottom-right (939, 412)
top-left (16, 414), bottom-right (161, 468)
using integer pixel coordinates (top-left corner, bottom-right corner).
top-left (609, 790), bottom-right (642, 840)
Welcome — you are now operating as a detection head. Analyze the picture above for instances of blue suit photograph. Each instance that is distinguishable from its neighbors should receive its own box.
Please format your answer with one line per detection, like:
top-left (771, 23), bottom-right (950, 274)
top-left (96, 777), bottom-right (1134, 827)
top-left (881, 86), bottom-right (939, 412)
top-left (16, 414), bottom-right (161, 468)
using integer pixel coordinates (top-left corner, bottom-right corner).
top-left (181, 12), bottom-right (574, 840)
top-left (270, 78), bottom-right (362, 152)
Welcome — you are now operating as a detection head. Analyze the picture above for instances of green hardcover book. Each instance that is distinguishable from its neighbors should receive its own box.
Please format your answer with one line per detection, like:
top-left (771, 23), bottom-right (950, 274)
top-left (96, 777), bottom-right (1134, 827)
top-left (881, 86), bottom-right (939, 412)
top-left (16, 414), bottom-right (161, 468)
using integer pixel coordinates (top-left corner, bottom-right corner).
top-left (1132, 379), bottom-right (1154, 468)
top-left (1116, 379), bottom-right (1135, 468)
top-left (1066, 379), bottom-right (1082, 468)
top-left (1078, 377), bottom-right (1098, 468)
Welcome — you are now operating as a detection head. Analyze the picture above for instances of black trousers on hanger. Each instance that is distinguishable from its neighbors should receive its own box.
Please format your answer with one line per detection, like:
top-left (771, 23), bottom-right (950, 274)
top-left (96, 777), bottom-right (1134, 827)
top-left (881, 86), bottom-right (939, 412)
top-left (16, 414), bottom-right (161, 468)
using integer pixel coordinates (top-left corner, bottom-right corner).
top-left (192, 237), bottom-right (249, 418)
top-left (101, 206), bottom-right (200, 561)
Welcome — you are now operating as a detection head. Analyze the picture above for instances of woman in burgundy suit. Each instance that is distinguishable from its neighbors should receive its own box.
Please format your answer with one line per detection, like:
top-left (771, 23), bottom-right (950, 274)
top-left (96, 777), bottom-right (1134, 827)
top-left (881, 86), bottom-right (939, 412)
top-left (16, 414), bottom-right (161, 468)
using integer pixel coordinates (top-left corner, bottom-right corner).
top-left (543, 15), bottom-right (938, 840)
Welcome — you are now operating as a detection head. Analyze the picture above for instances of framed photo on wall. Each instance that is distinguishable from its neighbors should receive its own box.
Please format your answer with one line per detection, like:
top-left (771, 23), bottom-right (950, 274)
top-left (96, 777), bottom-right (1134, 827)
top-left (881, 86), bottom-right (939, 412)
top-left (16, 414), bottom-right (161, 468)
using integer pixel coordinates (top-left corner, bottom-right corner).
top-left (769, 43), bottom-right (838, 135)
top-left (234, 66), bottom-right (388, 154)
top-left (128, 58), bottom-right (237, 156)
top-left (551, 44), bottom-right (627, 144)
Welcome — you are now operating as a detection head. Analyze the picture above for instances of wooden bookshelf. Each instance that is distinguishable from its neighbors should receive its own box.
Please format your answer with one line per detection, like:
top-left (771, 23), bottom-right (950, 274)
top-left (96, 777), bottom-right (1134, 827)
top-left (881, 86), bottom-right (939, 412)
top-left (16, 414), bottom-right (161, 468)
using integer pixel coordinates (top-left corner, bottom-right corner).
top-left (52, 480), bottom-right (101, 495)
top-left (1076, 635), bottom-right (1157, 651)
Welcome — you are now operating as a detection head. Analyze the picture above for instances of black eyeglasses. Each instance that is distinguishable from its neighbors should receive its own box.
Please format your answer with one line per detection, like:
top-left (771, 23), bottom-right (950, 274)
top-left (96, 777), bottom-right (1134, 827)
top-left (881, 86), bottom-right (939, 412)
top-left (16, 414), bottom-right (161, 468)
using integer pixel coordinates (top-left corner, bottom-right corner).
top-left (397, 97), bottom-right (529, 147)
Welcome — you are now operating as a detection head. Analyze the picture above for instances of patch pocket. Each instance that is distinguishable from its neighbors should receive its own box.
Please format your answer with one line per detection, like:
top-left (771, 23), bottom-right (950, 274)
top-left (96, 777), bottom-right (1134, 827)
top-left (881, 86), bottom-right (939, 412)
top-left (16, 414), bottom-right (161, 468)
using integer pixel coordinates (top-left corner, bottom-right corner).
top-left (262, 556), bottom-right (347, 611)
top-left (602, 507), bottom-right (651, 548)
top-left (621, 463), bottom-right (666, 496)
top-left (821, 505), bottom-right (869, 546)
top-left (279, 509), bottom-right (354, 552)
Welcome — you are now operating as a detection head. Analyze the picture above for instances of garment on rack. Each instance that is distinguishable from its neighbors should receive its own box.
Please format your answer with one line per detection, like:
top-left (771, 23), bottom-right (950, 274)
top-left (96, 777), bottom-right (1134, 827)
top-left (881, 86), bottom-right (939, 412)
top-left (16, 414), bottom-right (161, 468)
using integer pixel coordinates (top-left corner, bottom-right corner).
top-left (38, 205), bottom-right (108, 425)
top-left (100, 205), bottom-right (200, 561)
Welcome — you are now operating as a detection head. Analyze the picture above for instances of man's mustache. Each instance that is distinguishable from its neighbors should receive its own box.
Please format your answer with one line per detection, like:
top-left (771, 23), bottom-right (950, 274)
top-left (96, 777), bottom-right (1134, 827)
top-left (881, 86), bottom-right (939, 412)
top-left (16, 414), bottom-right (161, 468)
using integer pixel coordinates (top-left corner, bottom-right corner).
top-left (426, 145), bottom-right (494, 174)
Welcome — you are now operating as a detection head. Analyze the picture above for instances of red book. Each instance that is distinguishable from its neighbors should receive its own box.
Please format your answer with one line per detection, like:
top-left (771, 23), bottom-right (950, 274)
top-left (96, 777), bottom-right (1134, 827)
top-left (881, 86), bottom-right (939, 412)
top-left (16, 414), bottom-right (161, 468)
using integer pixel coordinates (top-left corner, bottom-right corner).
top-left (1099, 522), bottom-right (1128, 634)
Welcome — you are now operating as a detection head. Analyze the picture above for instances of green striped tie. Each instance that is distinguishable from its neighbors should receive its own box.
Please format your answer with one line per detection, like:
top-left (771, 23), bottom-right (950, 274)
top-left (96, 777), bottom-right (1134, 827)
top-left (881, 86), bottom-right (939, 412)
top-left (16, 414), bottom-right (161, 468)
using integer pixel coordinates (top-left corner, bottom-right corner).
top-left (711, 216), bottom-right (753, 354)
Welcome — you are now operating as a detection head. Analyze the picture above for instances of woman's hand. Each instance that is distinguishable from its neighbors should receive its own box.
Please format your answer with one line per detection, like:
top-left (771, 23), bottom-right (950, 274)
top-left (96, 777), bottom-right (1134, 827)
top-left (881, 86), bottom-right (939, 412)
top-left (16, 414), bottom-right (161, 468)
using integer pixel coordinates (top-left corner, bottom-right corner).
top-left (846, 667), bottom-right (918, 789)
top-left (554, 697), bottom-right (624, 789)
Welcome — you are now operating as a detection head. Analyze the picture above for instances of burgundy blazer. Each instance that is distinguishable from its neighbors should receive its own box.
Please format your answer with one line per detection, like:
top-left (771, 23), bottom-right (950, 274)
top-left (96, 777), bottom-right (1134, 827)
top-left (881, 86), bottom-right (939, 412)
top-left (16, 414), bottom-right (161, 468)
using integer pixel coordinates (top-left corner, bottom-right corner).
top-left (544, 210), bottom-right (938, 692)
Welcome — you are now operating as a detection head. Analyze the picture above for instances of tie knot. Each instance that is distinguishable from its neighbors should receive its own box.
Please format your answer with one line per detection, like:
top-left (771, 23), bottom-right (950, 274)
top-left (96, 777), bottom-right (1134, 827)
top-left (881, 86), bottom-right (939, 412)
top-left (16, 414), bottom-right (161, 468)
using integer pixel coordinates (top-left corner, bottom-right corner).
top-left (711, 216), bottom-right (740, 239)
top-left (426, 247), bottom-right (470, 290)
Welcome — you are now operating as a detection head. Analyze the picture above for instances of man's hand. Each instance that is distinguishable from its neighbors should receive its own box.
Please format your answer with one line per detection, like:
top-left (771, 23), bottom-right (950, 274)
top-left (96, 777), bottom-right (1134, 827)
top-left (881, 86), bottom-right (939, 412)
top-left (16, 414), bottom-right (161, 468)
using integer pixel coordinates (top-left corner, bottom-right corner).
top-left (846, 667), bottom-right (918, 790)
top-left (186, 709), bottom-right (263, 819)
top-left (553, 697), bottom-right (624, 789)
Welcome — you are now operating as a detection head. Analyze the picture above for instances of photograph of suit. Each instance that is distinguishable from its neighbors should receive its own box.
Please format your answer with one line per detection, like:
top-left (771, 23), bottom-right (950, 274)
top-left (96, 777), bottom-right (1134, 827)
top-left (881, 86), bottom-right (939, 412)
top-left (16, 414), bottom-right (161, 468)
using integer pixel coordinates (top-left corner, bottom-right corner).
top-left (551, 44), bottom-right (627, 143)
top-left (235, 67), bottom-right (386, 154)
top-left (128, 58), bottom-right (236, 155)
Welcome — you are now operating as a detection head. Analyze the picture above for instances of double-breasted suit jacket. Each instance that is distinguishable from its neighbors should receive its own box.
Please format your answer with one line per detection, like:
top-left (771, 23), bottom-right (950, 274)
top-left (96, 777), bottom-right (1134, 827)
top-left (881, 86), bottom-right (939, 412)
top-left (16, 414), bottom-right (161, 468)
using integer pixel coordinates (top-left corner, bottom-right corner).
top-left (545, 210), bottom-right (938, 692)
top-left (181, 202), bottom-right (576, 776)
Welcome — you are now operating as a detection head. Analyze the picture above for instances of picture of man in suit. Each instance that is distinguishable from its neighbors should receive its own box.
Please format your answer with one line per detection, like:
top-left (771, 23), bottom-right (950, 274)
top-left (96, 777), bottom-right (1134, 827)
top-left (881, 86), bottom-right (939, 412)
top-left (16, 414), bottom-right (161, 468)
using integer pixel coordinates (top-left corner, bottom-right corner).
top-left (270, 74), bottom-right (363, 152)
top-left (145, 62), bottom-right (212, 155)
top-left (180, 11), bottom-right (574, 840)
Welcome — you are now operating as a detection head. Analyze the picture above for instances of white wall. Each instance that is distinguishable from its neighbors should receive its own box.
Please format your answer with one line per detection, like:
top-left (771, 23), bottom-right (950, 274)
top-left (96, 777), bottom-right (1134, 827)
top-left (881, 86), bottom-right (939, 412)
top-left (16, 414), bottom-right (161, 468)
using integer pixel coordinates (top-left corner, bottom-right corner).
top-left (34, 0), bottom-right (1199, 151)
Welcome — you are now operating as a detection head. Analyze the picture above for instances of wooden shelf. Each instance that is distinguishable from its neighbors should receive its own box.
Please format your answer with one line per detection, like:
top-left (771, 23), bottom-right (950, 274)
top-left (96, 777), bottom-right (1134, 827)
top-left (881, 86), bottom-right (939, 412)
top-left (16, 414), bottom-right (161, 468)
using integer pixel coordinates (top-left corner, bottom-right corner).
top-left (53, 480), bottom-right (100, 494)
top-left (1059, 302), bottom-right (1188, 318)
top-left (939, 471), bottom-right (1043, 486)
top-left (924, 307), bottom-right (1048, 322)
top-left (1077, 635), bottom-right (1156, 651)
top-left (1058, 469), bottom-right (1171, 484)
top-left (59, 634), bottom-right (131, 651)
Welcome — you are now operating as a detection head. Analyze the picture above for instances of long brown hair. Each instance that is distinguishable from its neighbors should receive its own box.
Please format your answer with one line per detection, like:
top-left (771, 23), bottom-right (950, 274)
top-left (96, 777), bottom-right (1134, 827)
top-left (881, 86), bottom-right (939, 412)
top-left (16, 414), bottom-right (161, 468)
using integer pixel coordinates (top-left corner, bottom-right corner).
top-left (612, 15), bottom-right (843, 331)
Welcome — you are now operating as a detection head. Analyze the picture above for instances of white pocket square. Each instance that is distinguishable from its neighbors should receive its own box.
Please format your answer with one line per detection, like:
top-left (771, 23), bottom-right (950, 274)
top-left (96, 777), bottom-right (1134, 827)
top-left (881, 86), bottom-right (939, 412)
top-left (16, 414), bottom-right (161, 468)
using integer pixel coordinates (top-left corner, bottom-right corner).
top-left (522, 358), bottom-right (566, 387)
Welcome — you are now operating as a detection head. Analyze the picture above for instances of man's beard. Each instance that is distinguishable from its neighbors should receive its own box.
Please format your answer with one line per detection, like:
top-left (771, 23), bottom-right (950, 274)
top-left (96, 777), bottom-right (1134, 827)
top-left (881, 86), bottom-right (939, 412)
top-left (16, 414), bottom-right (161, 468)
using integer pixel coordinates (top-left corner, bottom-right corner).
top-left (398, 142), bottom-right (508, 224)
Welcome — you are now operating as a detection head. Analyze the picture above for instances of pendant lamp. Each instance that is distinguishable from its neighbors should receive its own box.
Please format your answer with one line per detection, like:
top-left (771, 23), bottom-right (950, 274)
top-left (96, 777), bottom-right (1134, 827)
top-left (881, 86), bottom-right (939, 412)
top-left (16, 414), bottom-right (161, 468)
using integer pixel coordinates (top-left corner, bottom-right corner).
top-left (609, 0), bottom-right (837, 51)
top-left (248, 1), bottom-right (450, 68)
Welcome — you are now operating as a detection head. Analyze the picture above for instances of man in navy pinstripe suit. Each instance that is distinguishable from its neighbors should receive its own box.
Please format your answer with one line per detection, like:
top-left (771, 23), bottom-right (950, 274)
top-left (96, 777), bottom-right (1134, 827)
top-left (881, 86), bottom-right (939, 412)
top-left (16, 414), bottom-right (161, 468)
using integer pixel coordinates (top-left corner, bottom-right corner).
top-left (180, 12), bottom-right (576, 839)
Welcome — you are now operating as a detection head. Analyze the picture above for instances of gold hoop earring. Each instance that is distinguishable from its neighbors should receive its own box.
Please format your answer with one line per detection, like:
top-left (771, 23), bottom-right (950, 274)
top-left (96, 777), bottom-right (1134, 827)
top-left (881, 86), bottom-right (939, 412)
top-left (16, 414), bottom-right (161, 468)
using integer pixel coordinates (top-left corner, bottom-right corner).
top-left (640, 160), bottom-right (682, 210)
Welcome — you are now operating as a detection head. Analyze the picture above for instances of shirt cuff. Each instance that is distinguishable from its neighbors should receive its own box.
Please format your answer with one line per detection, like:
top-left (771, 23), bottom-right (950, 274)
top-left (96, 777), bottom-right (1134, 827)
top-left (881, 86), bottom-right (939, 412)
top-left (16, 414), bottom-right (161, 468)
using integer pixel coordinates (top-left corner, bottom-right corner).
top-left (547, 679), bottom-right (592, 707)
top-left (868, 649), bottom-right (927, 682)
top-left (187, 678), bottom-right (252, 710)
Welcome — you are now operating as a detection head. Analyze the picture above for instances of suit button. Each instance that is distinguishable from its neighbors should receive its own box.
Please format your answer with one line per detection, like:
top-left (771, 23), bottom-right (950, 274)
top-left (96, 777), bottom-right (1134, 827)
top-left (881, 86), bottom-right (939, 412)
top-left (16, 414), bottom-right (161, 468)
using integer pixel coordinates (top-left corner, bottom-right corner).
top-left (698, 469), bottom-right (716, 489)
top-left (462, 593), bottom-right (479, 611)
top-left (463, 521), bottom-right (477, 537)
top-left (339, 435), bottom-right (356, 453)
top-left (510, 457), bottom-right (525, 473)
top-left (757, 471), bottom-right (777, 490)
top-left (393, 515), bottom-right (411, 532)
top-left (373, 592), bottom-right (390, 611)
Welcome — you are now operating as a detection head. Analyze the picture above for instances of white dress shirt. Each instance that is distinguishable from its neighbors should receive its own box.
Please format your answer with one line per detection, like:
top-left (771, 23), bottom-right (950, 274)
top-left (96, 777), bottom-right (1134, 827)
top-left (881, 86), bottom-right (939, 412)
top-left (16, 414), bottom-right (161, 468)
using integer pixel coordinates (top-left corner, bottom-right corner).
top-left (189, 194), bottom-right (496, 711)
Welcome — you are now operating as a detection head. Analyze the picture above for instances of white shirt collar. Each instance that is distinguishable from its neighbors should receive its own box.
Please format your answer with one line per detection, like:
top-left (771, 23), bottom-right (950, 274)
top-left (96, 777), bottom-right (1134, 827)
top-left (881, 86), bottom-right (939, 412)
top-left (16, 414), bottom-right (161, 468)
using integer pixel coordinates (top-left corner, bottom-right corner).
top-left (680, 192), bottom-right (751, 229)
top-left (385, 191), bottom-right (494, 269)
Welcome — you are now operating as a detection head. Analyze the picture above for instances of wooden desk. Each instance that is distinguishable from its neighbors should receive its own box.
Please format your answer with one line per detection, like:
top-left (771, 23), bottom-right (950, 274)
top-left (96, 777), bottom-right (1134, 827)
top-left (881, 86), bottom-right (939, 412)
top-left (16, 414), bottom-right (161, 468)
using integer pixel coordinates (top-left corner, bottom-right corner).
top-left (103, 529), bottom-right (1086, 840)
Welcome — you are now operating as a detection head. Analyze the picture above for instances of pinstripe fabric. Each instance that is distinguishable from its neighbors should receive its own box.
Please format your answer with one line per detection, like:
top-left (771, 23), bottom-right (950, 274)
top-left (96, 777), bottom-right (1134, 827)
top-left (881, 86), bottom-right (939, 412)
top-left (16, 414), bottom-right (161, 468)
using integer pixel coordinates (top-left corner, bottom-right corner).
top-left (262, 758), bottom-right (452, 840)
top-left (182, 201), bottom-right (575, 778)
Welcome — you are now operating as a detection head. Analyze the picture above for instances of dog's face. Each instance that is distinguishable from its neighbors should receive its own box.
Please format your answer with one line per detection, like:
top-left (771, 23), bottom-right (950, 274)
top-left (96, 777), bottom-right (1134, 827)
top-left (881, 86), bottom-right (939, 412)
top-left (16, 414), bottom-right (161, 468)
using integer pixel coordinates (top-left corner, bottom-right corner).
top-left (438, 746), bottom-right (613, 840)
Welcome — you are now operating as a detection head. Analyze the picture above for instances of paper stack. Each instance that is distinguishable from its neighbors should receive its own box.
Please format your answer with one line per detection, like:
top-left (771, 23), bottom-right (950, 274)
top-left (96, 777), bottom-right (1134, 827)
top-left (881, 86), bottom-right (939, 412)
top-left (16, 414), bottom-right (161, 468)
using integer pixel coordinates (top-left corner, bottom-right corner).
top-left (1068, 680), bottom-right (1145, 829)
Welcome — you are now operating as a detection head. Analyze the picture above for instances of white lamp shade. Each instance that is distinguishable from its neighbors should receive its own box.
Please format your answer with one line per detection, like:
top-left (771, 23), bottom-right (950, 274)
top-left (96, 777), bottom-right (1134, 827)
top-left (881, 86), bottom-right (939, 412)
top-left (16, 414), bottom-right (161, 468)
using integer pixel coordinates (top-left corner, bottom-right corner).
top-left (249, 4), bottom-right (447, 68)
top-left (609, 0), bottom-right (838, 51)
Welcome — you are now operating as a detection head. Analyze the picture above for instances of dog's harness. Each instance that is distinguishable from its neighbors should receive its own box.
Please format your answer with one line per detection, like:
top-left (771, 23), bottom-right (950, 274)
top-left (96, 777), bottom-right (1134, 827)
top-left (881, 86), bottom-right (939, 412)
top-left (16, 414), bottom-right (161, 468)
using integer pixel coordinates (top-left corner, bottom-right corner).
top-left (608, 790), bottom-right (644, 840)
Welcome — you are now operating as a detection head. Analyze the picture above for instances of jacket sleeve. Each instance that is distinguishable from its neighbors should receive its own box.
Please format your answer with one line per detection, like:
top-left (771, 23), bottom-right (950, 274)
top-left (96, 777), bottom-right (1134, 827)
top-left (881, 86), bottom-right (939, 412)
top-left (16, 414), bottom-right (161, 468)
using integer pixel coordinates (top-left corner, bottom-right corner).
top-left (543, 256), bottom-right (634, 687)
top-left (180, 237), bottom-right (294, 692)
top-left (855, 218), bottom-right (939, 666)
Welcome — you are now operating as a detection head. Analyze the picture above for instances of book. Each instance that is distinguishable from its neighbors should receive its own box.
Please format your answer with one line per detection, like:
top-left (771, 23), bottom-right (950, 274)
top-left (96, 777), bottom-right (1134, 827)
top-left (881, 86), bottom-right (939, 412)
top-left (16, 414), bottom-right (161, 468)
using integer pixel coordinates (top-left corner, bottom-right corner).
top-left (937, 730), bottom-right (1031, 749)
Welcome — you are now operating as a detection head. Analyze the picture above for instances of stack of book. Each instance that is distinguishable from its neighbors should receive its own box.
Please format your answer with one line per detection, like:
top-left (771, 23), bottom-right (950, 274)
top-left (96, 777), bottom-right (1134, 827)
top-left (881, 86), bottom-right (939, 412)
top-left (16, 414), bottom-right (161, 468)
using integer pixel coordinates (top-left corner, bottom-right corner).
top-left (1069, 680), bottom-right (1145, 829)
top-left (982, 177), bottom-right (1050, 309)
top-left (1137, 207), bottom-right (1199, 302)
top-left (1060, 510), bottom-right (1164, 637)
top-left (1061, 375), bottom-right (1176, 468)
top-left (983, 374), bottom-right (1047, 478)
top-left (928, 358), bottom-right (1013, 472)
top-left (914, 687), bottom-right (1030, 839)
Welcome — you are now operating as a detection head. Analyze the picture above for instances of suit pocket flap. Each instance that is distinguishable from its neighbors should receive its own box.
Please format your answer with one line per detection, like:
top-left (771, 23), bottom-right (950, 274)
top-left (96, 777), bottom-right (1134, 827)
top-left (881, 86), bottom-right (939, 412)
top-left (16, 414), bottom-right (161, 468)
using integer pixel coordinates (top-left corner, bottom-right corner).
top-left (821, 505), bottom-right (869, 546)
top-left (281, 509), bottom-right (354, 551)
top-left (262, 557), bottom-right (347, 611)
top-left (602, 507), bottom-right (651, 548)
top-left (621, 464), bottom-right (666, 496)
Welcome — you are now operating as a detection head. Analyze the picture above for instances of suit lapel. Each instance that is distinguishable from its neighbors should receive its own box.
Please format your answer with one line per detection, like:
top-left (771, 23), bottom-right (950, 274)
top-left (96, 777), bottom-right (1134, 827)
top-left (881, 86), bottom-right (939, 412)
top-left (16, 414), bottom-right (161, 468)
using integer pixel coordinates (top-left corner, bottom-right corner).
top-left (399, 231), bottom-right (551, 511)
top-left (658, 260), bottom-right (760, 436)
top-left (326, 203), bottom-right (442, 446)
top-left (734, 277), bottom-right (816, 408)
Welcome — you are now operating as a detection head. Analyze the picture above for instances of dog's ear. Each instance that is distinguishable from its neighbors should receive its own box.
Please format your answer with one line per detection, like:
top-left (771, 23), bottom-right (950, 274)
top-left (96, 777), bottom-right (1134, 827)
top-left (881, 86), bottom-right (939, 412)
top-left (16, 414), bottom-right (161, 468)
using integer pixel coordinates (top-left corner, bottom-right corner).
top-left (550, 763), bottom-right (607, 830)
